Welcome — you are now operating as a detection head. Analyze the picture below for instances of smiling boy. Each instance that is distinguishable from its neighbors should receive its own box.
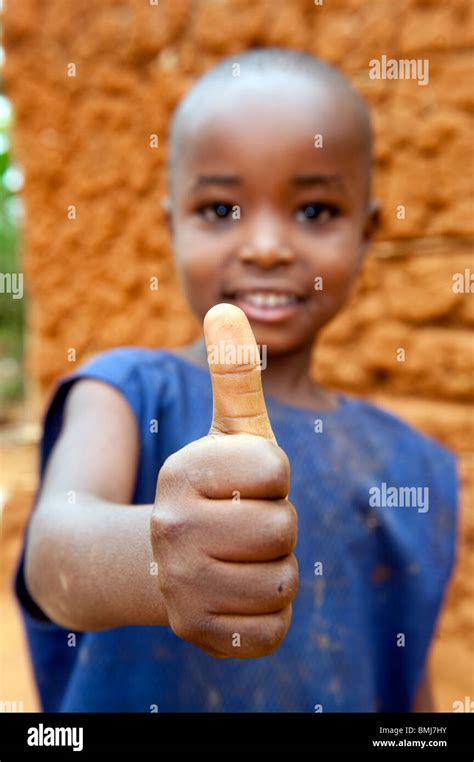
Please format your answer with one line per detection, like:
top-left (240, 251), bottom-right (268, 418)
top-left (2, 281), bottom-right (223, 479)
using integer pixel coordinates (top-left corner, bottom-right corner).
top-left (168, 50), bottom-right (377, 411)
top-left (17, 48), bottom-right (456, 712)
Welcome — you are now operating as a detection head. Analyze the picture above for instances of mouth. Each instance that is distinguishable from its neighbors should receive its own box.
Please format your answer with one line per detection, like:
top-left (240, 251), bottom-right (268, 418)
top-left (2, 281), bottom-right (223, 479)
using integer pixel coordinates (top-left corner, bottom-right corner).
top-left (220, 288), bottom-right (307, 323)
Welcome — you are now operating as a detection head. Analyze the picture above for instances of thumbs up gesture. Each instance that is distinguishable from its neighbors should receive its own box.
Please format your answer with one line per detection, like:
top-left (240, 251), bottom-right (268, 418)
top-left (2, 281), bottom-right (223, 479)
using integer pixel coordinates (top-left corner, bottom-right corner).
top-left (150, 304), bottom-right (298, 658)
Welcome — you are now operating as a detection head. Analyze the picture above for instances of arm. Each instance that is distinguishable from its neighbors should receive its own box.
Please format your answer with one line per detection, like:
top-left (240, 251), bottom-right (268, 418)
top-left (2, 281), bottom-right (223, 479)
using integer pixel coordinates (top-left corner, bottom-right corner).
top-left (412, 672), bottom-right (434, 712)
top-left (24, 379), bottom-right (169, 631)
top-left (27, 304), bottom-right (298, 658)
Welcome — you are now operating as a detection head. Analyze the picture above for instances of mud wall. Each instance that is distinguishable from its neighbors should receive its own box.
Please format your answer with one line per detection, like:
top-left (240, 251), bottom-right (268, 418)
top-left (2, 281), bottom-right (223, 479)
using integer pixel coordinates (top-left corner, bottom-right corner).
top-left (4, 0), bottom-right (473, 710)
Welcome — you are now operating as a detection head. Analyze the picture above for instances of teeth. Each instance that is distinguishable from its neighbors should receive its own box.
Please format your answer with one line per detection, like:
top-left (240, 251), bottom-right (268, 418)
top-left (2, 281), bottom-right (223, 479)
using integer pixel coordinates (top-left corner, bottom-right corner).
top-left (238, 292), bottom-right (297, 307)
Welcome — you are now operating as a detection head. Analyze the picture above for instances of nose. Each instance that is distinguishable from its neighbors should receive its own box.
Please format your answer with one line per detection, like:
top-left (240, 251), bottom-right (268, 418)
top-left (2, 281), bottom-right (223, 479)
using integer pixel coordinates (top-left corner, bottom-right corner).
top-left (238, 233), bottom-right (294, 269)
top-left (239, 212), bottom-right (294, 269)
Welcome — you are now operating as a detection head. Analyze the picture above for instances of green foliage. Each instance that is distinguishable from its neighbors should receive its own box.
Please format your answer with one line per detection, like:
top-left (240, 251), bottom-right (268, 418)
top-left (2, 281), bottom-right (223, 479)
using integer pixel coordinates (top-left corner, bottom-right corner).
top-left (0, 90), bottom-right (24, 403)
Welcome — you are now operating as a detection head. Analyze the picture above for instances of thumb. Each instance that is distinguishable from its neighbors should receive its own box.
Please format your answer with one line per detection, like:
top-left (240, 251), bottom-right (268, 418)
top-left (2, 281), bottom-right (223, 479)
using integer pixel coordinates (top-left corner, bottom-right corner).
top-left (203, 303), bottom-right (276, 441)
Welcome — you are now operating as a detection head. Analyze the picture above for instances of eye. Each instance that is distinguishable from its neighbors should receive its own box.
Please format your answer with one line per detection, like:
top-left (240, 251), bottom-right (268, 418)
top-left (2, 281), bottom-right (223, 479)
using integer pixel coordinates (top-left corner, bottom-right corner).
top-left (198, 202), bottom-right (235, 221)
top-left (295, 203), bottom-right (339, 224)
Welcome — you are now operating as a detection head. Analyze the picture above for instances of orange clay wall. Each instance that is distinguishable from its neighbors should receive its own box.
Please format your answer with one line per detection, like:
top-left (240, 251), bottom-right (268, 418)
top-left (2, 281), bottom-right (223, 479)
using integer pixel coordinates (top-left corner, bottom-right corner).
top-left (4, 0), bottom-right (473, 709)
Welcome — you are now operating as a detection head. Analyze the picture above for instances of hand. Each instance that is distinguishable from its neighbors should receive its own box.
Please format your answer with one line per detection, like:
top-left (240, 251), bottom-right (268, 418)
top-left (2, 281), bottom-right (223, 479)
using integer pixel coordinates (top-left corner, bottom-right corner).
top-left (150, 303), bottom-right (298, 658)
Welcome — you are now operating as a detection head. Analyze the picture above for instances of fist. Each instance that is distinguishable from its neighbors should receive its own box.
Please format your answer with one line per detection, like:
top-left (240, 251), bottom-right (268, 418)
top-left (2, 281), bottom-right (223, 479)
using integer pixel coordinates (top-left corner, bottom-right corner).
top-left (150, 304), bottom-right (298, 658)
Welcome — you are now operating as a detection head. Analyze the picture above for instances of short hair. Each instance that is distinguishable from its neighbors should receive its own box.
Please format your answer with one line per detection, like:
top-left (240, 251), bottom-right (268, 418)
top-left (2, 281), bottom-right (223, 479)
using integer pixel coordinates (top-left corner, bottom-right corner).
top-left (167, 46), bottom-right (373, 193)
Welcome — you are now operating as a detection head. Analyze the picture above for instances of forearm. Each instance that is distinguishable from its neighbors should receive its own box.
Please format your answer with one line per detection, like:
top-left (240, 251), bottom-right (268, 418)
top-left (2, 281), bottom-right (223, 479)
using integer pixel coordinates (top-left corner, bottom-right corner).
top-left (25, 491), bottom-right (169, 631)
top-left (412, 674), bottom-right (434, 712)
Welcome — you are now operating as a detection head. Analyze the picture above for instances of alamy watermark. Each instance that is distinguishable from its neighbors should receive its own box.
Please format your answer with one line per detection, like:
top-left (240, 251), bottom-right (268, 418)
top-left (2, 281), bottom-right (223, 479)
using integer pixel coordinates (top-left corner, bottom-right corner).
top-left (0, 272), bottom-right (23, 299)
top-left (369, 55), bottom-right (429, 86)
top-left (369, 482), bottom-right (429, 514)
top-left (207, 341), bottom-right (267, 371)
top-left (0, 700), bottom-right (24, 712)
top-left (27, 723), bottom-right (83, 752)
top-left (452, 269), bottom-right (473, 293)
top-left (452, 696), bottom-right (474, 712)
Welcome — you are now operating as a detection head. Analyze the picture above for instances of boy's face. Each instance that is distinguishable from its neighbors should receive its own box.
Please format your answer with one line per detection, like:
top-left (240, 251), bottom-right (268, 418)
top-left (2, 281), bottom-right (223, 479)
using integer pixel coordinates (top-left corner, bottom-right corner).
top-left (168, 75), bottom-right (378, 356)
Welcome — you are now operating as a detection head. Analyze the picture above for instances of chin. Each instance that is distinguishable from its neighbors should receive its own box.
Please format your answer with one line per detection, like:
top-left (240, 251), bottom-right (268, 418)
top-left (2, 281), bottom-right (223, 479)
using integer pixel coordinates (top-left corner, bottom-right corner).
top-left (250, 329), bottom-right (308, 357)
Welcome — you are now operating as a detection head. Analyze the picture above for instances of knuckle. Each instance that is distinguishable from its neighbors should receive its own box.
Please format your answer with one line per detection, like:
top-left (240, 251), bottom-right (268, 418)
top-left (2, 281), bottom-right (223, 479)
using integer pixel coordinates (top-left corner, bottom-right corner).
top-left (159, 441), bottom-right (209, 496)
top-left (265, 442), bottom-right (290, 494)
top-left (272, 501), bottom-right (298, 555)
top-left (158, 446), bottom-right (199, 489)
top-left (277, 556), bottom-right (299, 605)
top-left (286, 503), bottom-right (298, 550)
top-left (159, 451), bottom-right (181, 482)
top-left (259, 612), bottom-right (289, 655)
top-left (186, 613), bottom-right (225, 655)
top-left (169, 614), bottom-right (196, 645)
top-left (151, 508), bottom-right (188, 547)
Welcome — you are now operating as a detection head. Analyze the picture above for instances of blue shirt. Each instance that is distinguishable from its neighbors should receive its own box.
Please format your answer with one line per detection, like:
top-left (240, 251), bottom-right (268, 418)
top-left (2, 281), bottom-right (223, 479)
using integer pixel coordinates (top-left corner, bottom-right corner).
top-left (15, 348), bottom-right (458, 712)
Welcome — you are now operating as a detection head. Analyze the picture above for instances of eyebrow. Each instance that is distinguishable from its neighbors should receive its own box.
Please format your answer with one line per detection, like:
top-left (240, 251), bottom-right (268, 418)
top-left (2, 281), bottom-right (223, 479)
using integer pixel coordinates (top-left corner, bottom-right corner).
top-left (190, 173), bottom-right (345, 191)
top-left (291, 174), bottom-right (344, 189)
top-left (192, 175), bottom-right (241, 190)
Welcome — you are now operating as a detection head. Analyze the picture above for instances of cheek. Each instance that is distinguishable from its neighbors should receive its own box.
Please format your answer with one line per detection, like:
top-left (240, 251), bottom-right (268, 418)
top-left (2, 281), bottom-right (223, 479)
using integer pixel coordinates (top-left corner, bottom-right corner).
top-left (313, 229), bottom-right (360, 278)
top-left (173, 226), bottom-right (225, 307)
top-left (320, 250), bottom-right (359, 291)
top-left (306, 232), bottom-right (362, 308)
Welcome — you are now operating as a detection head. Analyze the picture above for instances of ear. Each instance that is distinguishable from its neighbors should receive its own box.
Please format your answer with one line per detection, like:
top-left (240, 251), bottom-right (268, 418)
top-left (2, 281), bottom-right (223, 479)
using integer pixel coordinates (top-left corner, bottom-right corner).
top-left (362, 199), bottom-right (381, 245)
top-left (161, 195), bottom-right (173, 235)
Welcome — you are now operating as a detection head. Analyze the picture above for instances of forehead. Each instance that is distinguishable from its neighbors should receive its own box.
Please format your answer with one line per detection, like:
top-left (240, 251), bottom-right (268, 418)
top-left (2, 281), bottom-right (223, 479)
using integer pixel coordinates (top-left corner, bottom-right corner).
top-left (174, 78), bottom-right (369, 190)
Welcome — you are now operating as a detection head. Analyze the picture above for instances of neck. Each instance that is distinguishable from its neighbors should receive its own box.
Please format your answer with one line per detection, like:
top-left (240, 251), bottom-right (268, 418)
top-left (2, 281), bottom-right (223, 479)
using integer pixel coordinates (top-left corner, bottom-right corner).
top-left (179, 336), bottom-right (338, 411)
top-left (261, 342), bottom-right (315, 398)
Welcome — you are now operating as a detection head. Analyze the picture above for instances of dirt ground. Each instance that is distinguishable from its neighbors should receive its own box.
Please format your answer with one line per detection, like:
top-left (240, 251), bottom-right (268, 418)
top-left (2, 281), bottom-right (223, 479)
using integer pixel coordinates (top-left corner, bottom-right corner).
top-left (1, 425), bottom-right (40, 711)
top-left (1, 416), bottom-right (472, 713)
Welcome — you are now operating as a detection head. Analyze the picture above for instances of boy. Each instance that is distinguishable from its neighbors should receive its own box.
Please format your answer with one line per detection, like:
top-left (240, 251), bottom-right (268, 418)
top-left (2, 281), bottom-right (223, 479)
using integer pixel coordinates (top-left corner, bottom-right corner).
top-left (17, 48), bottom-right (457, 712)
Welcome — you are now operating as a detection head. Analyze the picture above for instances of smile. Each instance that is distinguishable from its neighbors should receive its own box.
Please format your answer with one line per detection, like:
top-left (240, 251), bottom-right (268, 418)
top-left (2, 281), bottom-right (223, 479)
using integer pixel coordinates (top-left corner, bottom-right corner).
top-left (234, 291), bottom-right (299, 307)
top-left (221, 290), bottom-right (306, 323)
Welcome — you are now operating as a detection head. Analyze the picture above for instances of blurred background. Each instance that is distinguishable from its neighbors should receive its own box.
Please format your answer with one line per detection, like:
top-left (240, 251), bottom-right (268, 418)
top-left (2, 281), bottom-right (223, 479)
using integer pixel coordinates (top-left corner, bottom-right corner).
top-left (0, 0), bottom-right (472, 712)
